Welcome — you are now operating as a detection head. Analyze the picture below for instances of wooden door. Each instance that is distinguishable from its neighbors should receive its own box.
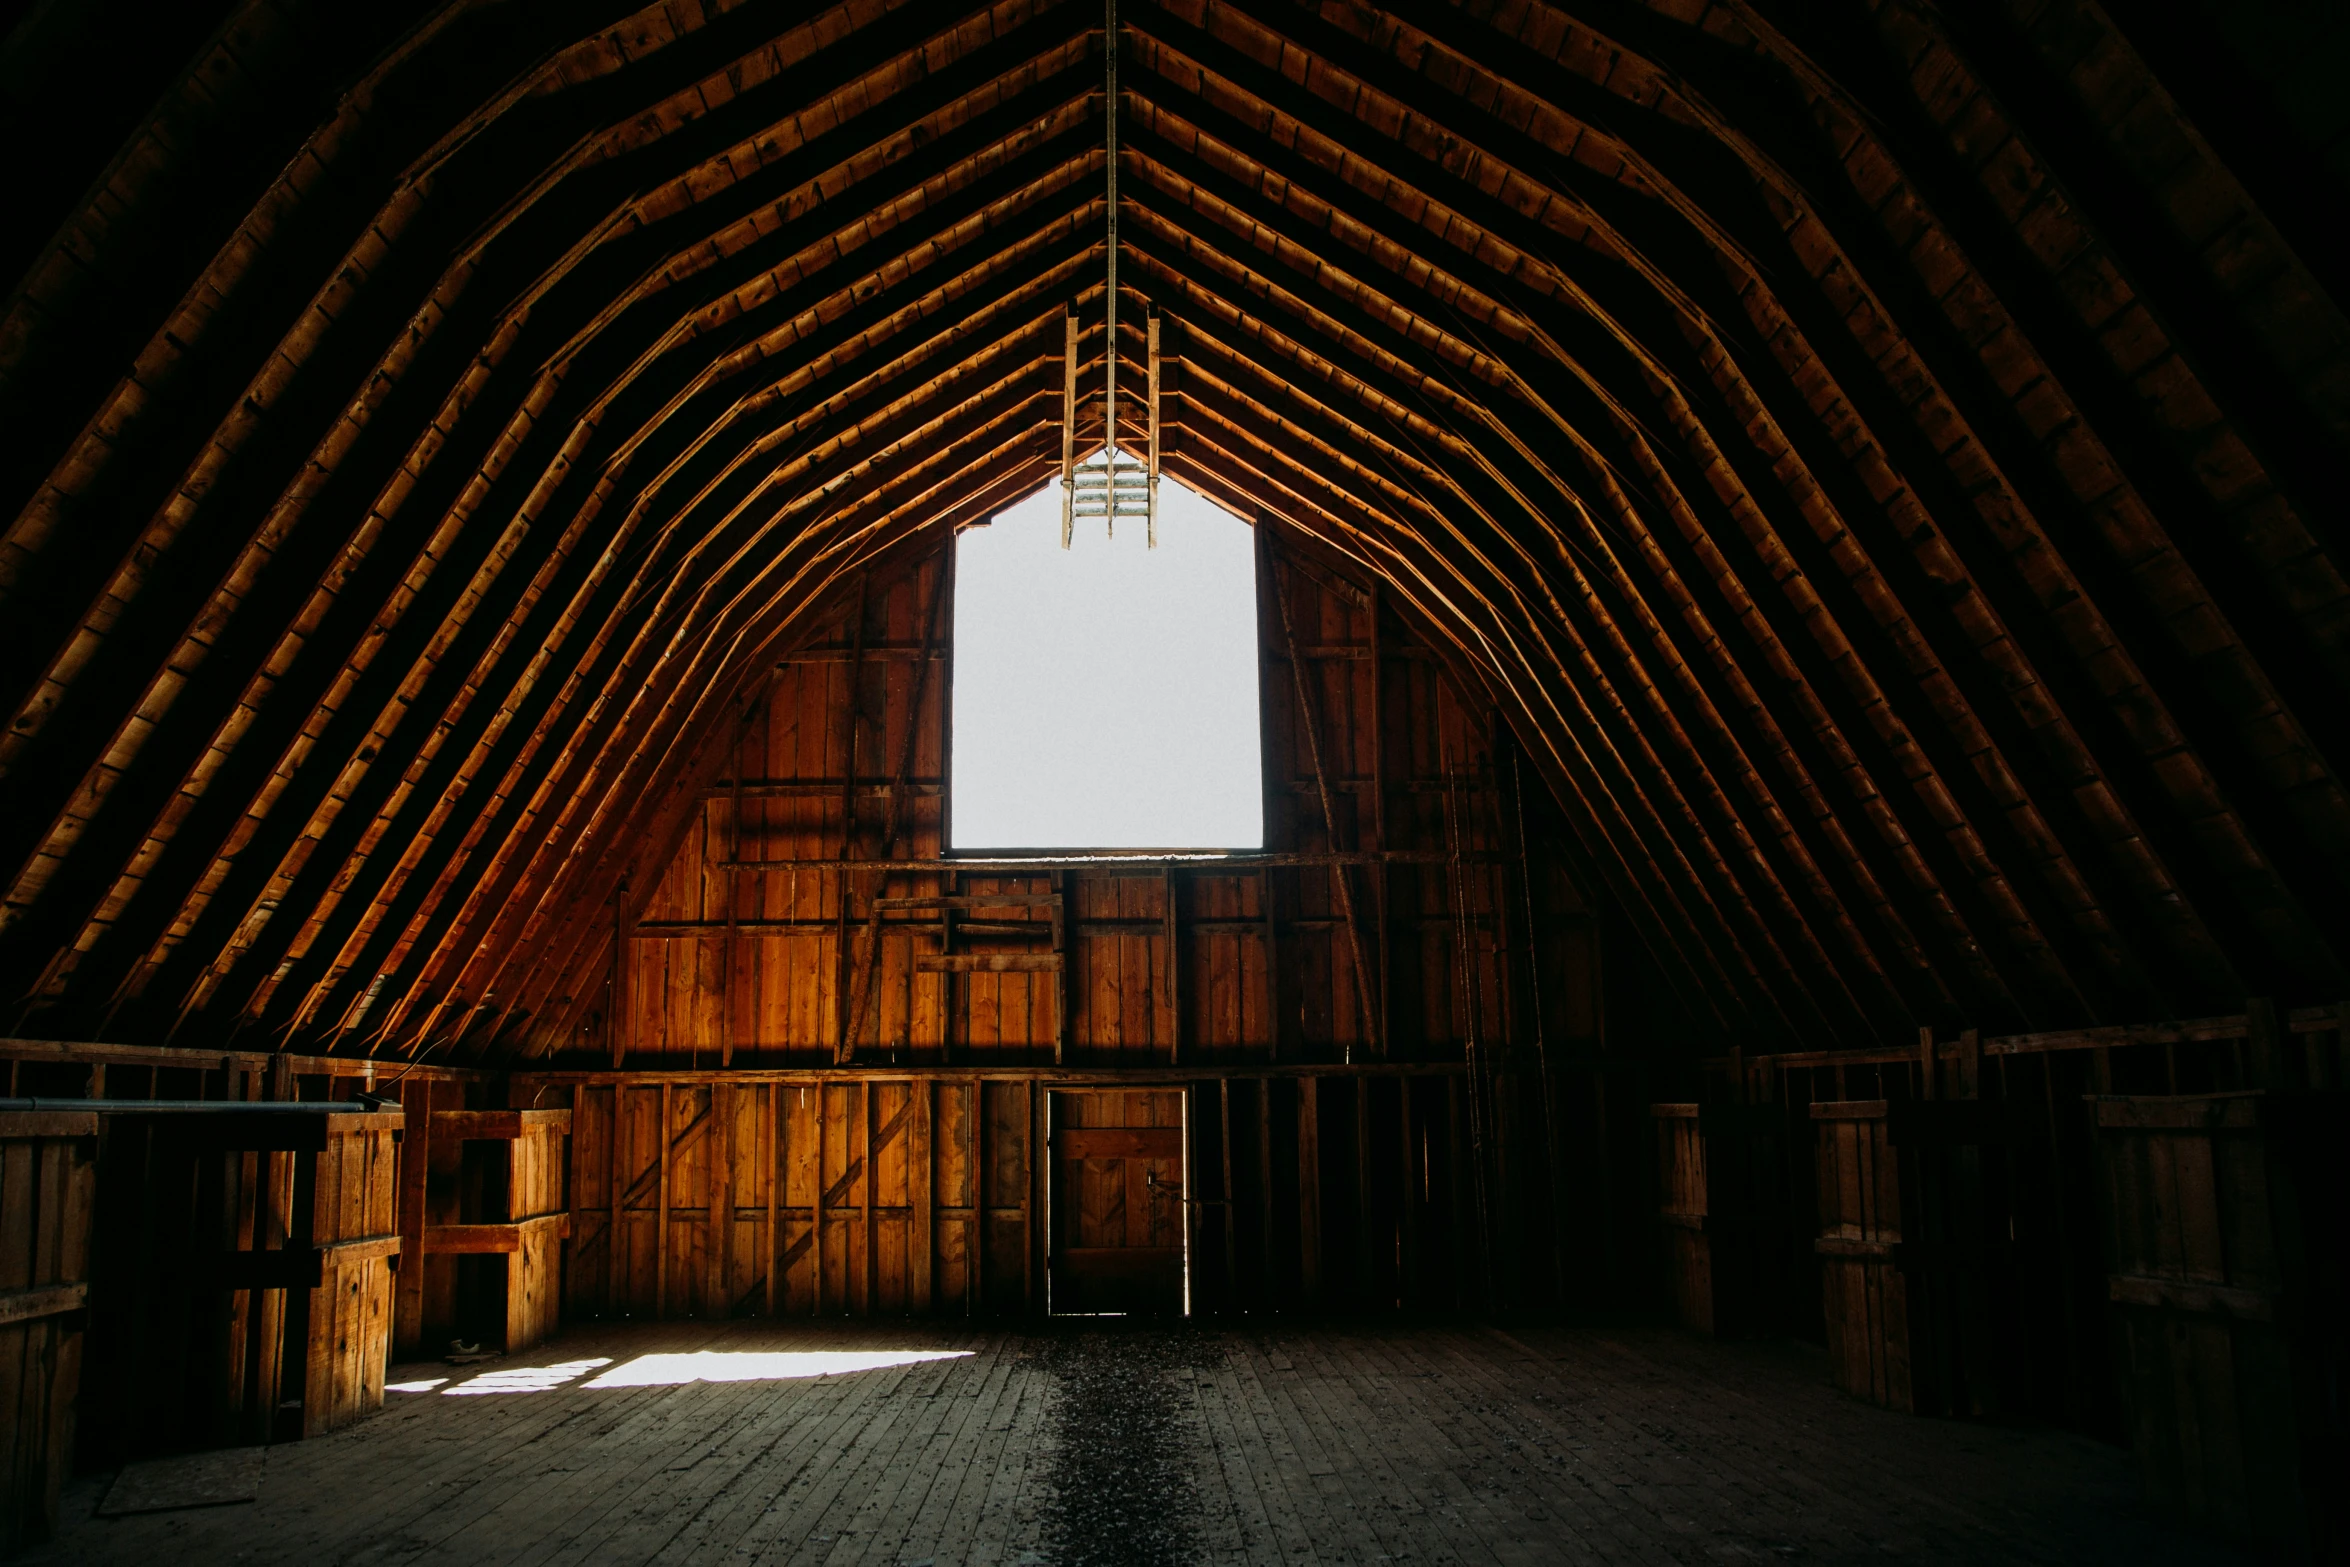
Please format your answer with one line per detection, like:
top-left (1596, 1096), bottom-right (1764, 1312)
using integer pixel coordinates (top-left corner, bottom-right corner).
top-left (1050, 1090), bottom-right (1185, 1315)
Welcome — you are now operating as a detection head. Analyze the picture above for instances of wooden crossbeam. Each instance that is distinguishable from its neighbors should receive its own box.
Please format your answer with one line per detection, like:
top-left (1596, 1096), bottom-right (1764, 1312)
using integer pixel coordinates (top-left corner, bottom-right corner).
top-left (424, 1216), bottom-right (569, 1255)
top-left (914, 954), bottom-right (1065, 973)
top-left (433, 1109), bottom-right (571, 1141)
top-left (0, 1283), bottom-right (86, 1326)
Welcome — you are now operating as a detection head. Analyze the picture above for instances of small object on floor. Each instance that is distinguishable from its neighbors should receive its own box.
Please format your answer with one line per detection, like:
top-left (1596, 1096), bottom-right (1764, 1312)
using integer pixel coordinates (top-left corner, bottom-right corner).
top-left (446, 1338), bottom-right (501, 1365)
top-left (97, 1448), bottom-right (264, 1516)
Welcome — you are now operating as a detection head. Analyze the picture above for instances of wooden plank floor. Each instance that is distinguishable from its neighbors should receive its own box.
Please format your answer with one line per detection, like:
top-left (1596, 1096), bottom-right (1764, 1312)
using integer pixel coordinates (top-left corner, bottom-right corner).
top-left (28, 1319), bottom-right (2249, 1565)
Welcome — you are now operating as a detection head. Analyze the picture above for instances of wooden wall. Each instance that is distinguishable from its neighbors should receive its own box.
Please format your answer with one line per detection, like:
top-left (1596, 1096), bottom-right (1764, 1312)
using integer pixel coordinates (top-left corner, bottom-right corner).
top-left (596, 539), bottom-right (1611, 1070)
top-left (0, 1111), bottom-right (93, 1548)
top-left (1675, 1002), bottom-right (2350, 1439)
top-left (545, 1065), bottom-right (1525, 1322)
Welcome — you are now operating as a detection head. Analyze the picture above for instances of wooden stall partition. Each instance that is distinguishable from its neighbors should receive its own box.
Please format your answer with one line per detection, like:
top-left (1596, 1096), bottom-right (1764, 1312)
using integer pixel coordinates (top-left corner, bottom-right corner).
top-left (83, 1107), bottom-right (404, 1461)
top-left (509, 1112), bottom-right (568, 1350)
top-left (1652, 1102), bottom-right (1787, 1337)
top-left (422, 1109), bottom-right (572, 1354)
top-left (1813, 1103), bottom-right (1909, 1408)
top-left (1812, 1100), bottom-right (2010, 1416)
top-left (0, 1112), bottom-right (96, 1548)
top-left (2090, 1091), bottom-right (2349, 1558)
top-left (291, 1113), bottom-right (402, 1438)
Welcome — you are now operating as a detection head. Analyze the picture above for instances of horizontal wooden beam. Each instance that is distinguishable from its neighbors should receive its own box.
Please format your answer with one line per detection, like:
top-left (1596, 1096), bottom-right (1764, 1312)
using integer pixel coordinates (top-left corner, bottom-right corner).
top-left (777, 644), bottom-right (946, 662)
top-left (708, 778), bottom-right (1492, 799)
top-left (631, 914), bottom-right (1497, 936)
top-left (1057, 1127), bottom-right (1183, 1158)
top-left (717, 850), bottom-right (1503, 872)
top-left (520, 1063), bottom-right (1471, 1085)
top-left (874, 894), bottom-right (1061, 910)
top-left (913, 953), bottom-right (1064, 973)
top-left (0, 1112), bottom-right (97, 1139)
top-left (433, 1109), bottom-right (573, 1141)
top-left (705, 782), bottom-right (943, 798)
top-left (424, 1215), bottom-right (571, 1254)
top-left (0, 1283), bottom-right (86, 1326)
top-left (1265, 644), bottom-right (1440, 661)
top-left (0, 1038), bottom-right (484, 1081)
top-left (1706, 1004), bottom-right (2344, 1071)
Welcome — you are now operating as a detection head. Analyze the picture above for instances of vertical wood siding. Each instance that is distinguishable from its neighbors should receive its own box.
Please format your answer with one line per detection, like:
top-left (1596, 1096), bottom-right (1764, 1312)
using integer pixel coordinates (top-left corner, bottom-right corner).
top-left (555, 1069), bottom-right (1514, 1321)
top-left (608, 550), bottom-right (1602, 1069)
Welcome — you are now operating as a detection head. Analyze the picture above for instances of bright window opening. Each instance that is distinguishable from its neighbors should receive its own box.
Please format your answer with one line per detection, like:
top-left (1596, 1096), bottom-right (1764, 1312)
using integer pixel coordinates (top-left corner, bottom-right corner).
top-left (950, 467), bottom-right (1264, 850)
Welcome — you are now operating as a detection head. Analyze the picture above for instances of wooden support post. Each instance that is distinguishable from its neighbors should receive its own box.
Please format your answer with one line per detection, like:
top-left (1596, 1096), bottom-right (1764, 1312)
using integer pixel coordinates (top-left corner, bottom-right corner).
top-left (396, 1081), bottom-right (431, 1353)
top-left (1438, 1080), bottom-right (1457, 1315)
top-left (1164, 865), bottom-right (1181, 1067)
top-left (1028, 1081), bottom-right (1044, 1315)
top-left (941, 872), bottom-right (958, 1064)
top-left (1356, 1077), bottom-right (1375, 1307)
top-left (722, 685), bottom-right (757, 1069)
top-left (1260, 869), bottom-right (1281, 1065)
top-left (863, 1081), bottom-right (876, 1314)
top-left (813, 1080), bottom-right (826, 1316)
top-left (1398, 1077), bottom-right (1418, 1310)
top-left (766, 1082), bottom-right (779, 1316)
top-left (1259, 1078), bottom-right (1276, 1311)
top-left (1298, 1076), bottom-right (1322, 1307)
top-left (608, 1087), bottom-right (623, 1312)
top-left (1511, 741), bottom-right (1568, 1304)
top-left (1591, 1063), bottom-right (1615, 1302)
top-left (1254, 521), bottom-right (1287, 1066)
top-left (1919, 1026), bottom-right (1938, 1100)
top-left (1051, 871), bottom-right (1068, 1066)
top-left (972, 1080), bottom-right (986, 1315)
top-left (563, 1079), bottom-right (583, 1298)
top-left (845, 557), bottom-right (949, 1064)
top-left (1440, 712), bottom-right (1495, 1308)
top-left (1273, 555), bottom-right (1376, 1062)
top-left (656, 1082), bottom-right (670, 1319)
top-left (1368, 582), bottom-right (1391, 1058)
top-left (711, 1085), bottom-right (732, 1318)
top-left (914, 1080), bottom-right (934, 1313)
top-left (612, 881), bottom-right (633, 1070)
top-left (1219, 1078), bottom-right (1237, 1311)
top-left (1185, 1086), bottom-right (1202, 1317)
top-left (834, 574), bottom-right (868, 1059)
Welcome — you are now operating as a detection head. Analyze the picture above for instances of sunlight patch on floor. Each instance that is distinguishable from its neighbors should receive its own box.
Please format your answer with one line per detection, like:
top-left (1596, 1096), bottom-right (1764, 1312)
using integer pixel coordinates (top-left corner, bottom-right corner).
top-left (439, 1357), bottom-right (614, 1395)
top-left (582, 1348), bottom-right (974, 1388)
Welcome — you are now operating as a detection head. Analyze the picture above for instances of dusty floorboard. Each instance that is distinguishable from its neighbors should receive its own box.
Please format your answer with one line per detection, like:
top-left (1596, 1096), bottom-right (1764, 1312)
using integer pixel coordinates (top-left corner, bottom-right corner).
top-left (29, 1319), bottom-right (2247, 1565)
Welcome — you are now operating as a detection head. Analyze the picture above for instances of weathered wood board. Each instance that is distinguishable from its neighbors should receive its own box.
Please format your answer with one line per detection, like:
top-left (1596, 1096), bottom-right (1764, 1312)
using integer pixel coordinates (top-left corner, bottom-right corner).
top-left (0, 1111), bottom-right (96, 1549)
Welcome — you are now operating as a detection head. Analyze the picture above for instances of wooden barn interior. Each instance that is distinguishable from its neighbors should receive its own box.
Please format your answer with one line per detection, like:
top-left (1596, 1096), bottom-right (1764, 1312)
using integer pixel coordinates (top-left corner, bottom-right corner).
top-left (0, 0), bottom-right (2345, 1560)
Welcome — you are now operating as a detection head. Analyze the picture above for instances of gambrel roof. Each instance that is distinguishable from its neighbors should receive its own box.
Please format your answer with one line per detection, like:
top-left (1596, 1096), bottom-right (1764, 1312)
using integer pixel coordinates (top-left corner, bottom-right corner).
top-left (3, 0), bottom-right (2346, 1057)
